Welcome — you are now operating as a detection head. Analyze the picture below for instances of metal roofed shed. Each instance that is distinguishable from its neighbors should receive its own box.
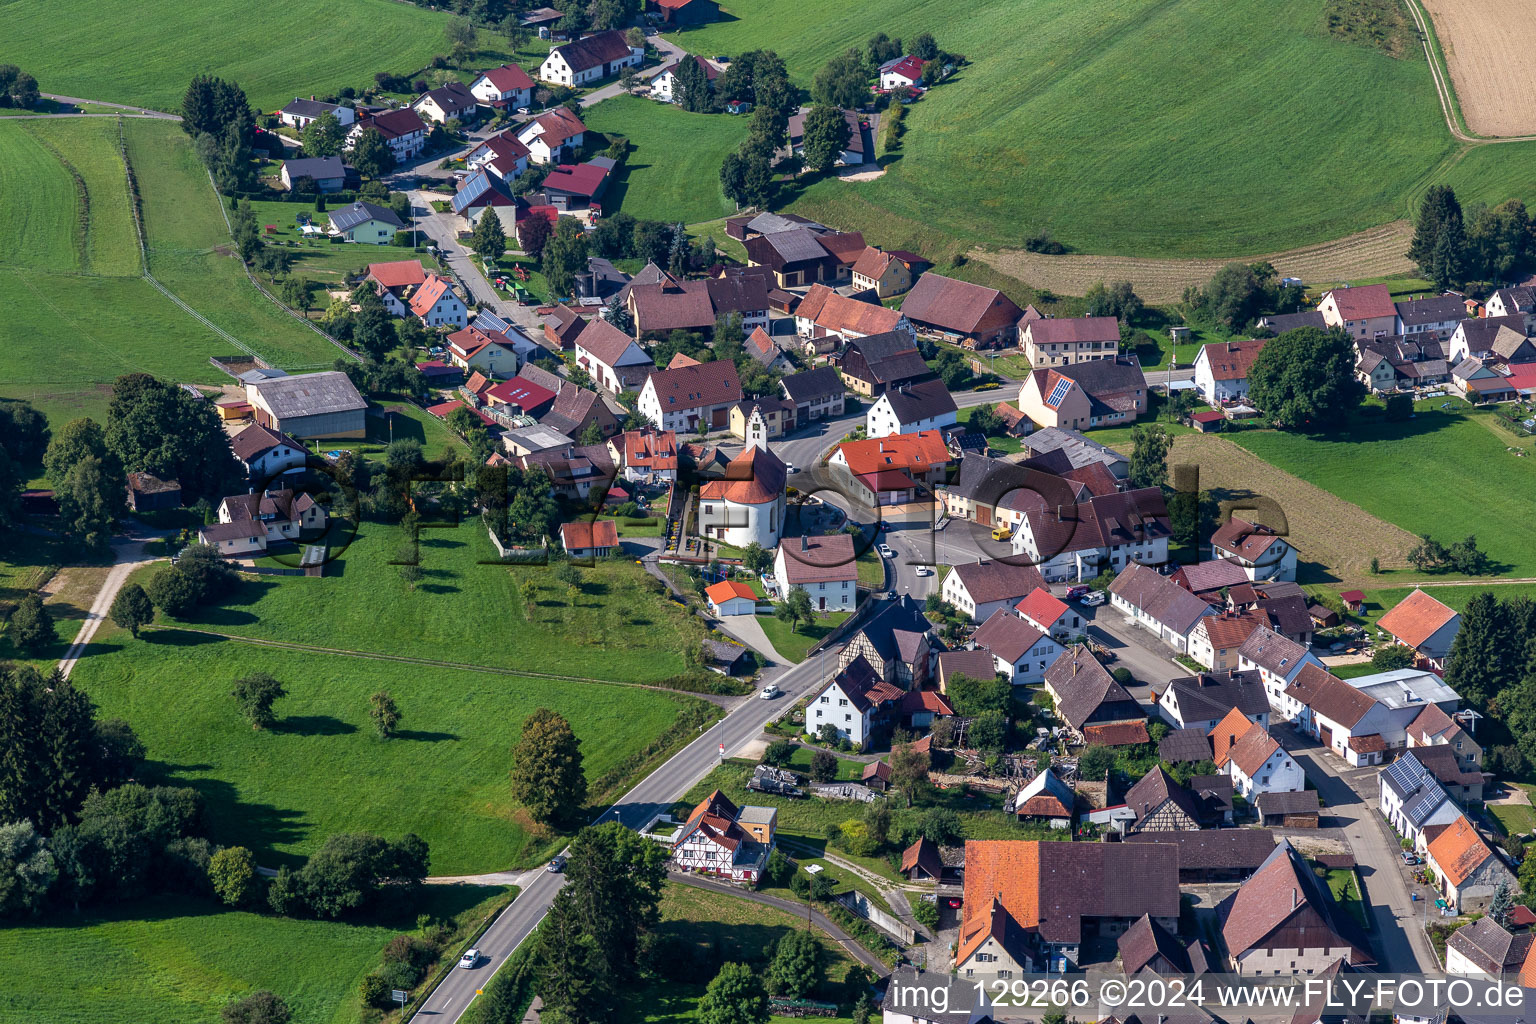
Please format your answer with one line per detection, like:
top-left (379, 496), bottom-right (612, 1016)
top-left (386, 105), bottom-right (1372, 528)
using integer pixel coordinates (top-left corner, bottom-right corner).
top-left (244, 371), bottom-right (367, 439)
top-left (1343, 668), bottom-right (1459, 709)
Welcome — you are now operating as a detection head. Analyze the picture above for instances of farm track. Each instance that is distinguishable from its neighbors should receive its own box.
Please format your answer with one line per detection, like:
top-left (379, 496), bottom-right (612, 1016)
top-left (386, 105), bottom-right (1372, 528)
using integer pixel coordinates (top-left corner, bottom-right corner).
top-left (974, 222), bottom-right (1418, 303)
top-left (1404, 0), bottom-right (1536, 141)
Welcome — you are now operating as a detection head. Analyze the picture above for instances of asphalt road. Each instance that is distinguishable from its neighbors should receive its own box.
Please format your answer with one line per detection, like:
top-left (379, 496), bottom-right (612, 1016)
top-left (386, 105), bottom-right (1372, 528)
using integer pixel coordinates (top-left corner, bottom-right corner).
top-left (410, 643), bottom-right (841, 1022)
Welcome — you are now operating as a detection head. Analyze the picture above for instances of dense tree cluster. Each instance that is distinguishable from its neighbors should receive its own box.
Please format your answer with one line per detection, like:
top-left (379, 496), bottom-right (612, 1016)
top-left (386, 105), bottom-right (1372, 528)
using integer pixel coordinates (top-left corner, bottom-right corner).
top-left (1245, 326), bottom-right (1364, 431)
top-left (1183, 261), bottom-right (1302, 331)
top-left (267, 831), bottom-right (429, 919)
top-left (1407, 533), bottom-right (1491, 575)
top-left (182, 75), bottom-right (258, 191)
top-left (0, 65), bottom-right (41, 110)
top-left (107, 373), bottom-right (244, 502)
top-left (1409, 185), bottom-right (1535, 292)
top-left (1084, 280), bottom-right (1143, 323)
top-left (1444, 592), bottom-right (1536, 775)
top-left (42, 416), bottom-right (125, 550)
top-left (718, 52), bottom-right (795, 210)
top-left (477, 462), bottom-right (562, 544)
top-left (146, 542), bottom-right (241, 618)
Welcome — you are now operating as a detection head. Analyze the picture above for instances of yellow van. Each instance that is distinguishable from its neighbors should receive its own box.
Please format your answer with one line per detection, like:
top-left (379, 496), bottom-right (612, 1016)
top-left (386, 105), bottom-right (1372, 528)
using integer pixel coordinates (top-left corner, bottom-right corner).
top-left (991, 524), bottom-right (1011, 542)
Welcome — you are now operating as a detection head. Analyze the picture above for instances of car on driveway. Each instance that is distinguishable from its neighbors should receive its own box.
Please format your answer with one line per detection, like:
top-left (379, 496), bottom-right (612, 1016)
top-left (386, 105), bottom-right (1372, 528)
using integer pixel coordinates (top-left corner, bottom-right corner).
top-left (459, 949), bottom-right (481, 969)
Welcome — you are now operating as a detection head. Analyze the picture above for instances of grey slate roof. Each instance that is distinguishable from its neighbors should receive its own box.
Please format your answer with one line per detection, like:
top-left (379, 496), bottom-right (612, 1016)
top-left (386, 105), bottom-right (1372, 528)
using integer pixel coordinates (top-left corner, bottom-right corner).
top-left (1022, 427), bottom-right (1128, 472)
top-left (1162, 669), bottom-right (1269, 725)
top-left (281, 97), bottom-right (344, 118)
top-left (247, 371), bottom-right (366, 419)
top-left (780, 366), bottom-right (843, 403)
top-left (1395, 294), bottom-right (1466, 326)
top-left (282, 156), bottom-right (344, 180)
top-left (880, 379), bottom-right (957, 423)
top-left (329, 200), bottom-right (404, 232)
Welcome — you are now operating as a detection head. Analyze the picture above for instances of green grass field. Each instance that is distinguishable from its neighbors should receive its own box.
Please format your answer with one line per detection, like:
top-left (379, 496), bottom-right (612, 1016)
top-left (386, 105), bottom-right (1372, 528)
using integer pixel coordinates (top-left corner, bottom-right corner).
top-left (579, 96), bottom-right (748, 225)
top-left (1231, 405), bottom-right (1536, 578)
top-left (0, 888), bottom-right (502, 1024)
top-left (4, 0), bottom-right (461, 113)
top-left (170, 524), bottom-right (705, 683)
top-left (70, 615), bottom-right (704, 873)
top-left (666, 0), bottom-right (1536, 258)
top-left (0, 118), bottom-right (339, 425)
top-left (757, 610), bottom-right (851, 663)
top-left (1350, 582), bottom-right (1536, 627)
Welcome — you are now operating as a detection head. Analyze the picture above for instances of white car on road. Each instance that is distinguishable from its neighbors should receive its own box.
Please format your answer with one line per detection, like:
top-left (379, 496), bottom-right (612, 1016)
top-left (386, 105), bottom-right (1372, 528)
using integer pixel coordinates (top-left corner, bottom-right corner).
top-left (760, 684), bottom-right (781, 700)
top-left (914, 566), bottom-right (932, 577)
top-left (458, 949), bottom-right (481, 969)
top-left (878, 544), bottom-right (895, 558)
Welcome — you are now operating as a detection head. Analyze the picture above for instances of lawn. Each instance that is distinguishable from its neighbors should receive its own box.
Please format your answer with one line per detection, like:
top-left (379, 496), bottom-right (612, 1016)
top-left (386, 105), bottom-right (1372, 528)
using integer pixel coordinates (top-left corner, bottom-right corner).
top-left (786, 743), bottom-right (868, 781)
top-left (69, 619), bottom-right (709, 873)
top-left (0, 888), bottom-right (503, 1024)
top-left (1488, 798), bottom-right (1536, 840)
top-left (242, 198), bottom-right (408, 283)
top-left (1230, 403), bottom-right (1536, 578)
top-left (160, 523), bottom-right (707, 684)
top-left (758, 610), bottom-right (851, 663)
top-left (3, 0), bottom-right (468, 112)
top-left (957, 405), bottom-right (1022, 454)
top-left (1323, 866), bottom-right (1369, 930)
top-left (578, 96), bottom-right (749, 225)
top-left (665, 0), bottom-right (1536, 259)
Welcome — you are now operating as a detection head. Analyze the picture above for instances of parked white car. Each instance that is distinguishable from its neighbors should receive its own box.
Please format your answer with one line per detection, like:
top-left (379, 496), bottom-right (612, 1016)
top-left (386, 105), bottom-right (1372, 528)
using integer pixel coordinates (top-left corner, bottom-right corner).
top-left (1079, 590), bottom-right (1108, 607)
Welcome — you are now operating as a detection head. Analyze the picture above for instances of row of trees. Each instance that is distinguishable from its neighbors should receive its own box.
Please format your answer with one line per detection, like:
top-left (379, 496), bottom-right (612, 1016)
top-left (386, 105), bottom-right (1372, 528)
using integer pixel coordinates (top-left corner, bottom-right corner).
top-left (1407, 533), bottom-right (1492, 575)
top-left (1409, 186), bottom-right (1536, 293)
top-left (718, 52), bottom-right (798, 210)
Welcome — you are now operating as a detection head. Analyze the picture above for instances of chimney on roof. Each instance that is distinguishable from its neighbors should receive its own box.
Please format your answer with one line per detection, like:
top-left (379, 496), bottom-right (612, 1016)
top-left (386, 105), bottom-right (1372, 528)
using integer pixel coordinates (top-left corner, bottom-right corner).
top-left (1292, 887), bottom-right (1299, 909)
top-left (801, 534), bottom-right (808, 552)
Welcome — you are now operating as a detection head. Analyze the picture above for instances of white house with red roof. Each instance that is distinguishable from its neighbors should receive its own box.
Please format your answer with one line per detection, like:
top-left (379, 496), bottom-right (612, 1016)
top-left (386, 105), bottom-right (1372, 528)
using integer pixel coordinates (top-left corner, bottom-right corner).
top-left (670, 790), bottom-right (775, 883)
top-left (538, 30), bottom-right (642, 88)
top-left (409, 273), bottom-right (468, 329)
top-left (698, 444), bottom-right (787, 548)
top-left (516, 106), bottom-right (587, 164)
top-left (1209, 707), bottom-right (1303, 799)
top-left (704, 579), bottom-right (757, 616)
top-left (215, 487), bottom-right (325, 545)
top-left (1015, 587), bottom-right (1081, 640)
top-left (1377, 589), bottom-right (1461, 671)
top-left (636, 357), bottom-right (743, 432)
top-left (650, 54), bottom-right (720, 104)
top-left (877, 55), bottom-right (925, 91)
top-left (573, 318), bottom-right (654, 393)
top-left (774, 533), bottom-right (857, 611)
top-left (446, 324), bottom-right (532, 376)
top-left (608, 428), bottom-right (678, 485)
top-left (1019, 316), bottom-right (1120, 367)
top-left (1210, 517), bottom-right (1297, 581)
top-left (1318, 284), bottom-right (1396, 340)
top-left (347, 107), bottom-right (428, 162)
top-left (808, 654), bottom-right (906, 746)
top-left (560, 519), bottom-right (618, 558)
top-left (412, 82), bottom-right (478, 125)
top-left (828, 431), bottom-right (952, 508)
top-left (365, 260), bottom-right (427, 316)
top-left (1193, 338), bottom-right (1267, 404)
top-left (465, 131), bottom-right (531, 181)
top-left (229, 423), bottom-right (307, 485)
top-left (470, 64), bottom-right (535, 111)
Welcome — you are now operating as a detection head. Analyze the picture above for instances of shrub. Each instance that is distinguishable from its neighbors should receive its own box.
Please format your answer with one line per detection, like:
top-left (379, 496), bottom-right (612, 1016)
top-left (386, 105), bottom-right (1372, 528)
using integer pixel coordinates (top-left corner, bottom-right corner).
top-left (810, 748), bottom-right (838, 781)
top-left (911, 898), bottom-right (939, 928)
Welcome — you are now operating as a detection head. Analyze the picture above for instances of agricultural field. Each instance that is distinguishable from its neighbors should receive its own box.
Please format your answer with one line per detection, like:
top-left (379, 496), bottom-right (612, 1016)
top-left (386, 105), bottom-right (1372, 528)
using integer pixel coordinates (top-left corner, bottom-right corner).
top-left (1420, 0), bottom-right (1536, 136)
top-left (1230, 403), bottom-right (1536, 580)
top-left (70, 614), bottom-right (708, 874)
top-left (580, 96), bottom-right (749, 225)
top-left (156, 524), bottom-right (708, 684)
top-left (0, 889), bottom-right (504, 1024)
top-left (669, 0), bottom-right (1536, 261)
top-left (4, 0), bottom-right (456, 113)
top-left (0, 118), bottom-right (338, 425)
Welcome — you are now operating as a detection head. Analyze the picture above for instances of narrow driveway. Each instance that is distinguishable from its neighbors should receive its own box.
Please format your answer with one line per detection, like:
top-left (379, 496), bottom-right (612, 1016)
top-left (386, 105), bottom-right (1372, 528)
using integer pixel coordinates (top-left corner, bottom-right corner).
top-left (58, 525), bottom-right (169, 679)
top-left (716, 612), bottom-right (787, 664)
top-left (40, 93), bottom-right (180, 118)
top-left (1276, 723), bottom-right (1439, 972)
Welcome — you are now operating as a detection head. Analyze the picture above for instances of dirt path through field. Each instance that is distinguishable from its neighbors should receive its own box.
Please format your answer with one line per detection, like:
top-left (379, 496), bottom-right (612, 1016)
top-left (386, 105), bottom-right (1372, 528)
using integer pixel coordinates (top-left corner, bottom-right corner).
top-left (974, 222), bottom-right (1416, 303)
top-left (1163, 433), bottom-right (1419, 586)
top-left (1417, 0), bottom-right (1536, 138)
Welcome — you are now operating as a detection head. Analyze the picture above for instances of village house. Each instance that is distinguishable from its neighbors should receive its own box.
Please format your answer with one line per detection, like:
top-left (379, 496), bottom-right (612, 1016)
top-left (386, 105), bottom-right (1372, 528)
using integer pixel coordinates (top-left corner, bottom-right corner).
top-left (466, 131), bottom-right (531, 182)
top-left (793, 284), bottom-right (907, 345)
top-left (515, 106), bottom-right (587, 164)
top-left (745, 228), bottom-right (837, 288)
top-left (327, 200), bottom-right (403, 244)
top-left (573, 318), bottom-right (654, 394)
top-left (279, 156), bottom-right (345, 193)
top-left (957, 840), bottom-right (1180, 978)
top-left (1224, 580), bottom-right (1314, 645)
top-left (1282, 663), bottom-right (1395, 766)
top-left (1015, 490), bottom-right (1171, 583)
top-left (365, 259), bottom-right (427, 316)
top-left (1210, 517), bottom-right (1298, 581)
top-left (636, 358), bottom-right (743, 432)
top-left (501, 424), bottom-right (572, 458)
top-left (1424, 815), bottom-right (1516, 913)
top-left (1377, 588), bottom-right (1461, 671)
top-left (1239, 626), bottom-right (1325, 715)
top-left (670, 790), bottom-right (775, 883)
top-left (829, 431), bottom-right (952, 508)
top-left (971, 610), bottom-right (1061, 685)
top-left (1011, 768), bottom-right (1076, 828)
top-left (412, 82), bottom-right (478, 124)
top-left (785, 107), bottom-right (865, 167)
top-left (942, 560), bottom-right (1047, 624)
top-left (1217, 840), bottom-right (1371, 974)
top-left (774, 533), bottom-right (857, 612)
top-left (1449, 315), bottom-right (1536, 365)
top-left (1486, 285), bottom-right (1536, 327)
top-left (937, 648), bottom-right (1000, 693)
top-left (832, 330), bottom-right (932, 396)
top-left (1170, 558), bottom-right (1252, 602)
top-left (878, 54), bottom-right (925, 91)
top-left (216, 487), bottom-right (325, 545)
top-left (1044, 645), bottom-right (1149, 746)
top-left (1016, 587), bottom-right (1083, 640)
top-left (347, 107), bottom-right (427, 163)
top-left (609, 428), bottom-right (677, 485)
top-left (626, 276), bottom-right (768, 337)
top-left (866, 379), bottom-right (958, 438)
top-left (278, 97), bottom-right (356, 130)
top-left (446, 324), bottom-right (533, 376)
top-left (408, 273), bottom-right (468, 329)
top-left (1020, 316), bottom-right (1121, 367)
top-left (1187, 612), bottom-right (1266, 673)
top-left (540, 157), bottom-right (615, 211)
top-left (697, 442), bottom-right (786, 549)
top-left (521, 442), bottom-right (616, 501)
top-left (649, 54), bottom-right (720, 103)
top-left (648, 0), bottom-right (720, 25)
top-left (1446, 917), bottom-right (1534, 979)
top-left (539, 30), bottom-right (642, 87)
top-left (900, 274), bottom-right (1023, 348)
top-left (779, 366), bottom-right (845, 424)
top-left (1021, 427), bottom-right (1128, 479)
top-left (1209, 707), bottom-right (1304, 799)
top-left (1380, 751), bottom-right (1468, 852)
top-left (838, 594), bottom-right (939, 687)
top-left (1018, 356), bottom-right (1148, 431)
top-left (1118, 913), bottom-right (1222, 975)
top-left (559, 519), bottom-right (619, 558)
top-left (485, 378), bottom-right (557, 421)
top-left (1396, 293), bottom-right (1469, 338)
top-left (539, 380), bottom-right (620, 441)
top-left (1406, 703), bottom-right (1482, 773)
top-left (245, 371), bottom-right (366, 439)
top-left (1318, 283), bottom-right (1397, 340)
top-left (470, 64), bottom-right (535, 111)
top-left (849, 246), bottom-right (921, 298)
top-left (742, 327), bottom-right (792, 374)
top-left (808, 654), bottom-right (905, 747)
top-left (1157, 669), bottom-right (1270, 732)
top-left (704, 580), bottom-right (756, 616)
top-left (229, 423), bottom-right (307, 485)
top-left (1122, 767), bottom-right (1207, 833)
top-left (1193, 338), bottom-right (1267, 404)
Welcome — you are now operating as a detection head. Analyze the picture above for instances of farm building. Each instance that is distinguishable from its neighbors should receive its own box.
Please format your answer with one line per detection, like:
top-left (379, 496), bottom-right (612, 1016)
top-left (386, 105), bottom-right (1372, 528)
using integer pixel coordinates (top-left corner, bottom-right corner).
top-left (244, 371), bottom-right (366, 439)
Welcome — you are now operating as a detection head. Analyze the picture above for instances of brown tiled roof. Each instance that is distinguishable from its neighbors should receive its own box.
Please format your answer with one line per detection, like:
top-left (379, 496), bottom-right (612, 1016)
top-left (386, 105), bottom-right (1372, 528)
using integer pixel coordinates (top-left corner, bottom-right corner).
top-left (938, 648), bottom-right (999, 689)
top-left (851, 246), bottom-right (895, 281)
top-left (1209, 708), bottom-right (1283, 778)
top-left (950, 559), bottom-right (1047, 606)
top-left (1159, 727), bottom-right (1213, 763)
top-left (778, 533), bottom-right (858, 585)
top-left (1210, 516), bottom-right (1285, 561)
top-left (799, 284), bottom-right (905, 336)
top-left (560, 519), bottom-right (618, 550)
top-left (1083, 721), bottom-right (1151, 746)
top-left (1124, 767), bottom-right (1203, 828)
top-left (1427, 815), bottom-right (1494, 886)
top-left (1238, 625), bottom-right (1309, 676)
top-left (901, 836), bottom-right (944, 877)
top-left (780, 366), bottom-right (843, 403)
top-left (1324, 283), bottom-right (1394, 320)
top-left (972, 609), bottom-right (1047, 664)
top-left (628, 281), bottom-right (715, 333)
top-left (699, 444), bottom-right (786, 506)
top-left (815, 230), bottom-right (867, 265)
top-left (1378, 588), bottom-right (1458, 648)
top-left (552, 29), bottom-right (634, 74)
top-left (1448, 917), bottom-right (1531, 975)
top-left (1024, 315), bottom-right (1120, 344)
top-left (1285, 663), bottom-right (1378, 728)
top-left (1118, 913), bottom-right (1194, 975)
top-left (1195, 612), bottom-right (1265, 652)
top-left (1023, 487), bottom-right (1171, 559)
top-left (645, 358), bottom-right (742, 412)
top-left (1198, 338), bottom-right (1267, 381)
top-left (1219, 840), bottom-right (1369, 963)
top-left (575, 317), bottom-right (646, 368)
top-left (900, 273), bottom-right (1023, 336)
top-left (1045, 646), bottom-right (1136, 731)
top-left (230, 423), bottom-right (305, 462)
top-left (1125, 829), bottom-right (1277, 871)
top-left (1109, 562), bottom-right (1213, 636)
top-left (1174, 558), bottom-right (1251, 595)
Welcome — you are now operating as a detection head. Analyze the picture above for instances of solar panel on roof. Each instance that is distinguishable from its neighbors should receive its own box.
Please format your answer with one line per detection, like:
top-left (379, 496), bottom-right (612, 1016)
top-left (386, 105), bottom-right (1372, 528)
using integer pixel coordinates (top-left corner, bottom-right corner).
top-left (1047, 377), bottom-right (1072, 408)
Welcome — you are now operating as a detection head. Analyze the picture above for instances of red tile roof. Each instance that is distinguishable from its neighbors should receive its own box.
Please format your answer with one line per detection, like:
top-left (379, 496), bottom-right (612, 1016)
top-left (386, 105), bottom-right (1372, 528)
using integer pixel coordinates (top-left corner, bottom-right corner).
top-left (408, 274), bottom-right (456, 317)
top-left (778, 533), bottom-right (858, 585)
top-left (478, 63), bottom-right (535, 92)
top-left (705, 580), bottom-right (757, 604)
top-left (1378, 588), bottom-right (1458, 648)
top-left (542, 160), bottom-right (612, 198)
top-left (485, 377), bottom-right (555, 411)
top-left (1284, 663), bottom-right (1378, 728)
top-left (367, 259), bottom-right (427, 289)
top-left (575, 318), bottom-right (644, 367)
top-left (835, 430), bottom-right (949, 477)
top-left (882, 55), bottom-right (925, 82)
top-left (527, 106), bottom-right (586, 147)
top-left (368, 107), bottom-right (427, 140)
top-left (1325, 283), bottom-right (1395, 320)
top-left (1427, 815), bottom-right (1494, 886)
top-left (560, 519), bottom-right (618, 550)
top-left (1196, 612), bottom-right (1265, 652)
top-left (900, 273), bottom-right (1024, 337)
top-left (1023, 316), bottom-right (1121, 345)
top-left (1211, 516), bottom-right (1284, 560)
top-left (700, 445), bottom-right (786, 506)
top-left (1198, 338), bottom-right (1267, 381)
top-left (851, 246), bottom-right (896, 281)
top-left (797, 283), bottom-right (904, 336)
top-left (1082, 720), bottom-right (1151, 746)
top-left (645, 358), bottom-right (743, 412)
top-left (1015, 587), bottom-right (1069, 629)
